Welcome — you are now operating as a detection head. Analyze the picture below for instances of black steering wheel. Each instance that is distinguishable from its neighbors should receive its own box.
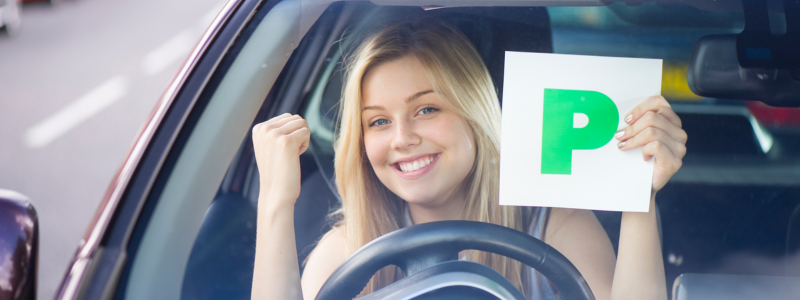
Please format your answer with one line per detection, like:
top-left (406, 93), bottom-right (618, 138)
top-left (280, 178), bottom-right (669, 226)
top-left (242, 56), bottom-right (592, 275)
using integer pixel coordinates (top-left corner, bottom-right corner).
top-left (315, 220), bottom-right (595, 300)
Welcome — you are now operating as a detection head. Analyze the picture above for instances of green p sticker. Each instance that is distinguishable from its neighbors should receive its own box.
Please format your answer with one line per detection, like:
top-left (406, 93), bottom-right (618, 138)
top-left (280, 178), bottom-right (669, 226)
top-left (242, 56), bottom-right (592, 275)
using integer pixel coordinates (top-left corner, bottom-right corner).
top-left (541, 89), bottom-right (619, 175)
top-left (499, 52), bottom-right (661, 212)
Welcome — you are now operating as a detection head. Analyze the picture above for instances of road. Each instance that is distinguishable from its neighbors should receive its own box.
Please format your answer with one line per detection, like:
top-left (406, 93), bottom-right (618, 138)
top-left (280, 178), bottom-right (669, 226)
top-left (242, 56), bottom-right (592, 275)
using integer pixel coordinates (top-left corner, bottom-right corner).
top-left (0, 0), bottom-right (227, 298)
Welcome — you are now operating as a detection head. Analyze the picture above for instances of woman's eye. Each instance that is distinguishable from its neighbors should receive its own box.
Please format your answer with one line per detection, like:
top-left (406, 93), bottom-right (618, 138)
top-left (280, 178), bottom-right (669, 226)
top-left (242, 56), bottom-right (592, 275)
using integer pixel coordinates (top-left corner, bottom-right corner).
top-left (370, 119), bottom-right (389, 127)
top-left (418, 107), bottom-right (438, 115)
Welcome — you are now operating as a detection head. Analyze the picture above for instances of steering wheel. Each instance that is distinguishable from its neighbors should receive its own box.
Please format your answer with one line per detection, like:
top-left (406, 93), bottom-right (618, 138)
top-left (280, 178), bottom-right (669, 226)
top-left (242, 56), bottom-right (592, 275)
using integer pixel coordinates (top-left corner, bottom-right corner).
top-left (315, 220), bottom-right (595, 300)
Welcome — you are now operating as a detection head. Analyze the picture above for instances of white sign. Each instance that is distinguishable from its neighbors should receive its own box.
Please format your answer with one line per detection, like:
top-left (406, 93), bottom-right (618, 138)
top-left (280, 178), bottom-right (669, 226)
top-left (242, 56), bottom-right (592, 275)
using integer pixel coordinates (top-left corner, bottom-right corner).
top-left (499, 52), bottom-right (662, 212)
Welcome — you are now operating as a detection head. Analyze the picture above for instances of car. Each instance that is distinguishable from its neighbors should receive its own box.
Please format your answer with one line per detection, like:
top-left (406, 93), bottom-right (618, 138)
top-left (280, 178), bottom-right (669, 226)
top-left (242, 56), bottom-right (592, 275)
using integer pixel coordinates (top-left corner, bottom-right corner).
top-left (1, 0), bottom-right (799, 299)
top-left (20, 0), bottom-right (60, 6)
top-left (0, 0), bottom-right (21, 36)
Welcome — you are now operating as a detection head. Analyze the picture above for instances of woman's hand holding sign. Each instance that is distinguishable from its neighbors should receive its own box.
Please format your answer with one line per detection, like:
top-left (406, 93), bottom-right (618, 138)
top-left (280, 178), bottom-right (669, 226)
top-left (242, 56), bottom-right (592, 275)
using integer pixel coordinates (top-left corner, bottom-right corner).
top-left (593, 95), bottom-right (683, 300)
top-left (614, 95), bottom-right (687, 192)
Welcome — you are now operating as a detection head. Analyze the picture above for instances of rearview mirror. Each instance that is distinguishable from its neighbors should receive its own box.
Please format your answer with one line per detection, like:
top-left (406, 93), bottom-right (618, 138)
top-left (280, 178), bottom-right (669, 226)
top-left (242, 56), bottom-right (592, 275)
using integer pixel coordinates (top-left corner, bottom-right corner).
top-left (688, 34), bottom-right (800, 107)
top-left (0, 189), bottom-right (38, 300)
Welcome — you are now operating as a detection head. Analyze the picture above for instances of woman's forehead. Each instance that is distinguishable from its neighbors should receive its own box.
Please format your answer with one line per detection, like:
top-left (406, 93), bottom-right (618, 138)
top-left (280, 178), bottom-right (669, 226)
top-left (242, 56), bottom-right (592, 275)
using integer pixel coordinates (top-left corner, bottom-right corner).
top-left (361, 56), bottom-right (435, 108)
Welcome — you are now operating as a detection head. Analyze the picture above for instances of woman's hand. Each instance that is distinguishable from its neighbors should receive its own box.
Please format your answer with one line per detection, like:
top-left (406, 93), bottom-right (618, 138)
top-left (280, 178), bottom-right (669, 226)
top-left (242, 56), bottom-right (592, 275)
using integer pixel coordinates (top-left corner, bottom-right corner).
top-left (252, 113), bottom-right (310, 207)
top-left (615, 95), bottom-right (687, 192)
top-left (252, 114), bottom-right (310, 300)
top-left (608, 96), bottom-right (679, 300)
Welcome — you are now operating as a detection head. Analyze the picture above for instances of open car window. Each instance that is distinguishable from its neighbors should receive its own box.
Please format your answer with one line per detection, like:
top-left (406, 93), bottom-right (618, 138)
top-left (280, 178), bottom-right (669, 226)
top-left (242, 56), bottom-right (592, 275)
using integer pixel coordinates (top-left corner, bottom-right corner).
top-left (116, 1), bottom-right (800, 300)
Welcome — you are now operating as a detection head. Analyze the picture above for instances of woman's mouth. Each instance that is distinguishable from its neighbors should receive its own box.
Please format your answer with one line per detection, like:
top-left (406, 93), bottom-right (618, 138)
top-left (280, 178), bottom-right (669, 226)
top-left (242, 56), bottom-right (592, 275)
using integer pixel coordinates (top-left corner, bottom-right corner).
top-left (393, 154), bottom-right (440, 178)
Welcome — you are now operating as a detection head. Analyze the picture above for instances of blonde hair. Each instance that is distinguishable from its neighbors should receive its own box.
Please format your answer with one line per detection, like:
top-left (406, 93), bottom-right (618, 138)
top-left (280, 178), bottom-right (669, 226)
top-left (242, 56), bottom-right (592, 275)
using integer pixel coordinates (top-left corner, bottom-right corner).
top-left (331, 19), bottom-right (538, 297)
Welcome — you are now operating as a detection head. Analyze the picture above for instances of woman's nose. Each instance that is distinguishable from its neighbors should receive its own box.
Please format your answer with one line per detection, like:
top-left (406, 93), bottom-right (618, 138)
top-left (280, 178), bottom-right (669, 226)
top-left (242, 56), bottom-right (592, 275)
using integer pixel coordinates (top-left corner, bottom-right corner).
top-left (391, 120), bottom-right (421, 150)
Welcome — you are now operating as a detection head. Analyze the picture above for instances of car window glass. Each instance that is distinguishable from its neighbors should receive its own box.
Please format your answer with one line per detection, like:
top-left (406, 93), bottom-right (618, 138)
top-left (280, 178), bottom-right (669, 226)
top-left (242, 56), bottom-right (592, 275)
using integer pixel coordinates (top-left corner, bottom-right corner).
top-left (120, 0), bottom-right (321, 299)
top-left (167, 2), bottom-right (800, 300)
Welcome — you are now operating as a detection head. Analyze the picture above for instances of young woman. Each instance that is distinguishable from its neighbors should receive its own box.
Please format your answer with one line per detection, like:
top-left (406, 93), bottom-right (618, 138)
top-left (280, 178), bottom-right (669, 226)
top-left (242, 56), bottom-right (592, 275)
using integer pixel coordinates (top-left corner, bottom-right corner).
top-left (251, 19), bottom-right (686, 300)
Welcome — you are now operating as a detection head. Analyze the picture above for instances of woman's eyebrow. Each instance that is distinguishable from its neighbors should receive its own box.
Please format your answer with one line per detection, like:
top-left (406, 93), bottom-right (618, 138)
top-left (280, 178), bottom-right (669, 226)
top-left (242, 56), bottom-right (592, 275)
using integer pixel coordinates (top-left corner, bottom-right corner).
top-left (362, 90), bottom-right (433, 112)
top-left (362, 105), bottom-right (384, 112)
top-left (406, 90), bottom-right (434, 103)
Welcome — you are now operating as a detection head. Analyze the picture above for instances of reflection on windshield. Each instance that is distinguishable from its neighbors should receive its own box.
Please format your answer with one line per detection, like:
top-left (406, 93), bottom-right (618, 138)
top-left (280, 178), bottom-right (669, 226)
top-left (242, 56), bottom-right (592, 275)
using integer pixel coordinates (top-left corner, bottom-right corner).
top-left (179, 3), bottom-right (800, 300)
top-left (544, 4), bottom-right (800, 298)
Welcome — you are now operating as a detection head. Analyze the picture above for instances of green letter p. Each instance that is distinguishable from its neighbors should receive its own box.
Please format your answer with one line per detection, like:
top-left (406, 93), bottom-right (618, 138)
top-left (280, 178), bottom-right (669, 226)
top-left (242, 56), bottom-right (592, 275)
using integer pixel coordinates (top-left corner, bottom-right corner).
top-left (541, 89), bottom-right (619, 175)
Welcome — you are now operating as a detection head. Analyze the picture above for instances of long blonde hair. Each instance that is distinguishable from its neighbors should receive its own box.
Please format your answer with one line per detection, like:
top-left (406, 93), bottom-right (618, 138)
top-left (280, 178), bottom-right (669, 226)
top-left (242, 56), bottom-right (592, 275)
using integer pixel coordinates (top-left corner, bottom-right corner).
top-left (331, 19), bottom-right (536, 297)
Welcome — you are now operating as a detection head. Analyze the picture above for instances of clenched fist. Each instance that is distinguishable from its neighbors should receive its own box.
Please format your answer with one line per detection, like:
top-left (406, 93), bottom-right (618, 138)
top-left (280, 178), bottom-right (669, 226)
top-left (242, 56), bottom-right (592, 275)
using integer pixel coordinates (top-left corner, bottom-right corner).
top-left (252, 113), bottom-right (311, 209)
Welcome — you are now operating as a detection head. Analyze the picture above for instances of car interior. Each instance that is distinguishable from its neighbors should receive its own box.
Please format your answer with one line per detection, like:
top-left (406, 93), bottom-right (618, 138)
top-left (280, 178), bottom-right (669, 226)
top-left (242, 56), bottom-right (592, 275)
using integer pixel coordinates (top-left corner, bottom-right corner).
top-left (182, 4), bottom-right (559, 299)
top-left (115, 1), bottom-right (800, 300)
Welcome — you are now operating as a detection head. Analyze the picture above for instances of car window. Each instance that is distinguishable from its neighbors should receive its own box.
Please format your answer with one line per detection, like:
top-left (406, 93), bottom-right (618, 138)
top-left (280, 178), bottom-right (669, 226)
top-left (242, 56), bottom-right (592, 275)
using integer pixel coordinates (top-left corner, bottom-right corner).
top-left (118, 0), bottom-right (322, 298)
top-left (543, 5), bottom-right (800, 294)
top-left (119, 1), bottom-right (800, 300)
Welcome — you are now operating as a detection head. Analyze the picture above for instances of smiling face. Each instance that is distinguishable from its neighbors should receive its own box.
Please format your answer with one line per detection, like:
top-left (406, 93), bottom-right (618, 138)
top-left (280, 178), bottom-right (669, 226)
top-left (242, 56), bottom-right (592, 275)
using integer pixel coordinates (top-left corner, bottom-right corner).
top-left (361, 55), bottom-right (477, 210)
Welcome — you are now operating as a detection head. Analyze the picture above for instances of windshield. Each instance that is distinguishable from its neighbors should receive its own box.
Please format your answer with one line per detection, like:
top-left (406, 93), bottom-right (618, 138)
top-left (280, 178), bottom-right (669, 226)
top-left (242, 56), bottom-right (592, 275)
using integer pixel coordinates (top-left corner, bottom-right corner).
top-left (119, 1), bottom-right (800, 300)
top-left (545, 2), bottom-right (800, 294)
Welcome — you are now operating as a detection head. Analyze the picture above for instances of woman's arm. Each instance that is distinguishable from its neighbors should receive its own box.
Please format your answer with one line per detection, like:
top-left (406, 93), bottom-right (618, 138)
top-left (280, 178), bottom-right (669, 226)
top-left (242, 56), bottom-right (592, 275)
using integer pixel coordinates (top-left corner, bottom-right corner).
top-left (612, 195), bottom-right (666, 300)
top-left (545, 208), bottom-right (617, 300)
top-left (251, 114), bottom-right (311, 300)
top-left (546, 199), bottom-right (667, 300)
top-left (547, 95), bottom-right (685, 300)
top-left (547, 201), bottom-right (666, 300)
top-left (607, 95), bottom-right (685, 300)
top-left (252, 195), bottom-right (304, 300)
top-left (252, 202), bottom-right (346, 300)
top-left (301, 226), bottom-right (348, 299)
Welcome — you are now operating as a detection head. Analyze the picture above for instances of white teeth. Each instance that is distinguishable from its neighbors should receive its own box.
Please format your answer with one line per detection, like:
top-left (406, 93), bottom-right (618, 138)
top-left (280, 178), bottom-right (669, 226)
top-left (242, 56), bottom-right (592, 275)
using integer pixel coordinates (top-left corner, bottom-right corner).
top-left (398, 155), bottom-right (435, 173)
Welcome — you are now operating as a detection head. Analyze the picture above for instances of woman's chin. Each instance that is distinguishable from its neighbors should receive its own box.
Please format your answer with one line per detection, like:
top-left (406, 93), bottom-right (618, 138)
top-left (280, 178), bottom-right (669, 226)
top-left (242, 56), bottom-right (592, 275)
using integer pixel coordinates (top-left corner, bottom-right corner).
top-left (397, 190), bottom-right (454, 208)
top-left (401, 196), bottom-right (436, 206)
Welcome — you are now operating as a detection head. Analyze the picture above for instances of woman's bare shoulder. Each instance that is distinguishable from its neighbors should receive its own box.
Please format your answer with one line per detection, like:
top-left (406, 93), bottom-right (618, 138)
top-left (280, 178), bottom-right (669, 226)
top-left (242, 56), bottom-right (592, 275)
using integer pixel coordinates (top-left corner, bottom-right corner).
top-left (301, 225), bottom-right (347, 299)
top-left (544, 208), bottom-right (601, 243)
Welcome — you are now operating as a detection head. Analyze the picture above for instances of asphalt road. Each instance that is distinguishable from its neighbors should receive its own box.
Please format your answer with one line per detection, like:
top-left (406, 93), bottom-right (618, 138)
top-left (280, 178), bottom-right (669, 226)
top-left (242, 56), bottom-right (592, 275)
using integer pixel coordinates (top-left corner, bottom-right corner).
top-left (0, 0), bottom-right (227, 298)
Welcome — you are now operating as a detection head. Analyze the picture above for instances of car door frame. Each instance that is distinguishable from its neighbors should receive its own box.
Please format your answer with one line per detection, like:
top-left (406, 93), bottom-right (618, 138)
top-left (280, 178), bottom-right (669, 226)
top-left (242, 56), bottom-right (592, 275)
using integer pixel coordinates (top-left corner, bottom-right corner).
top-left (52, 0), bottom-right (274, 299)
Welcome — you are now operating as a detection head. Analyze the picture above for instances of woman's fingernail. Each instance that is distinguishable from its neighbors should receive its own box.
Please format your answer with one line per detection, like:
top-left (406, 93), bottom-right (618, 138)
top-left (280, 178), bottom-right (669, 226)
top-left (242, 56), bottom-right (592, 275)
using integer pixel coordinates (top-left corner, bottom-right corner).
top-left (624, 114), bottom-right (634, 124)
top-left (615, 130), bottom-right (625, 139)
top-left (617, 141), bottom-right (626, 149)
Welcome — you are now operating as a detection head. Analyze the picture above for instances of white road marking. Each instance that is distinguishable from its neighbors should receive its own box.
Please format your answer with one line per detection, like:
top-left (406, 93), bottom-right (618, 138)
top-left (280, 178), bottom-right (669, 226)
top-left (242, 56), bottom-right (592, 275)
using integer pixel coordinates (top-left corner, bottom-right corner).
top-left (141, 29), bottom-right (196, 76)
top-left (26, 3), bottom-right (226, 148)
top-left (141, 2), bottom-right (226, 77)
top-left (24, 76), bottom-right (130, 148)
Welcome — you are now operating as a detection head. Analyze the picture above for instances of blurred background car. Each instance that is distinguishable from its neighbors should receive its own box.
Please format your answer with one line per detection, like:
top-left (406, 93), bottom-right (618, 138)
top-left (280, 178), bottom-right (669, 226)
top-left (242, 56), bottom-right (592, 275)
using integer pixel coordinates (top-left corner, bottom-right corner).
top-left (0, 0), bottom-right (21, 36)
top-left (21, 0), bottom-right (60, 6)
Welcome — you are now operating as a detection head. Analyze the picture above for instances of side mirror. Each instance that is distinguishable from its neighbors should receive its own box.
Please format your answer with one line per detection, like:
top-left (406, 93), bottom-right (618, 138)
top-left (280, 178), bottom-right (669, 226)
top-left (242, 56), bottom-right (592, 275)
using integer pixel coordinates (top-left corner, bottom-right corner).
top-left (0, 189), bottom-right (38, 300)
